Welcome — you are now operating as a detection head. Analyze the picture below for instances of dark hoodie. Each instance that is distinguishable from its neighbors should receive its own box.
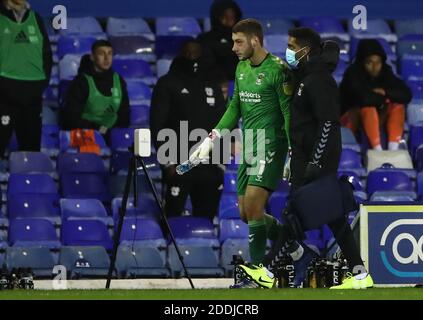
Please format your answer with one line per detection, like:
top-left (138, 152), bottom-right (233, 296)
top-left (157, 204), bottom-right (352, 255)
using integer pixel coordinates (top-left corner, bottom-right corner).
top-left (197, 0), bottom-right (242, 81)
top-left (340, 39), bottom-right (412, 114)
top-left (62, 54), bottom-right (130, 130)
top-left (290, 41), bottom-right (342, 189)
top-left (150, 55), bottom-right (227, 162)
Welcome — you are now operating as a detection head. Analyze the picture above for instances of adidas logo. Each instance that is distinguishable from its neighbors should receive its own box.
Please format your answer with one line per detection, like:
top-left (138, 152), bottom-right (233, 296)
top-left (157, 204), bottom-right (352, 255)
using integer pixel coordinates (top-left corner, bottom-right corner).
top-left (181, 88), bottom-right (189, 94)
top-left (15, 30), bottom-right (29, 43)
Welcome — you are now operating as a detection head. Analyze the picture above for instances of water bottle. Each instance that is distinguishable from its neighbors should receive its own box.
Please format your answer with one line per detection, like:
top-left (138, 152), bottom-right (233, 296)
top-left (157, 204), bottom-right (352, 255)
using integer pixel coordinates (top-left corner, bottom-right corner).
top-left (176, 159), bottom-right (200, 175)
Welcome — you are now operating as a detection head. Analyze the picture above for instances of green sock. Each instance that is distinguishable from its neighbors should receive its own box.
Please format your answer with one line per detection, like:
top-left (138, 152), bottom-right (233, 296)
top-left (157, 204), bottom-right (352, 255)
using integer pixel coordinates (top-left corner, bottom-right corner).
top-left (248, 218), bottom-right (267, 265)
top-left (264, 213), bottom-right (283, 241)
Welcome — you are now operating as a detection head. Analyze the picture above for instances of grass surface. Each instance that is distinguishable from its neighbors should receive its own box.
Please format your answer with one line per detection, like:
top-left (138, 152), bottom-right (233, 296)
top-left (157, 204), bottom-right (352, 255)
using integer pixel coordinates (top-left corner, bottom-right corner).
top-left (0, 288), bottom-right (421, 300)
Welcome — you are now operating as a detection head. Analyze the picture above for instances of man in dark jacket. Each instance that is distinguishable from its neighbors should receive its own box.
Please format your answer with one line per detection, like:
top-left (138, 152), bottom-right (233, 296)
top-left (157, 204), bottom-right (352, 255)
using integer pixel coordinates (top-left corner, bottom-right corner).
top-left (150, 40), bottom-right (227, 220)
top-left (340, 39), bottom-right (412, 150)
top-left (197, 0), bottom-right (242, 81)
top-left (62, 40), bottom-right (130, 133)
top-left (0, 0), bottom-right (52, 157)
top-left (241, 28), bottom-right (373, 289)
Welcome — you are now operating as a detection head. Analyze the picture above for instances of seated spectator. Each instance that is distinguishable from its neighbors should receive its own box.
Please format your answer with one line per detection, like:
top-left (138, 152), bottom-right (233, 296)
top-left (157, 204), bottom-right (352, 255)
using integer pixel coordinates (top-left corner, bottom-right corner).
top-left (62, 40), bottom-right (129, 133)
top-left (150, 40), bottom-right (228, 220)
top-left (197, 0), bottom-right (242, 81)
top-left (340, 39), bottom-right (412, 150)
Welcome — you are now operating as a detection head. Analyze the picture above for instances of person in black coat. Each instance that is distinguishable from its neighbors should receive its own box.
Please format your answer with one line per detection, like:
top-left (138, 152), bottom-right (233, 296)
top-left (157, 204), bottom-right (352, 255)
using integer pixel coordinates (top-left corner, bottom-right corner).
top-left (197, 0), bottom-right (242, 81)
top-left (258, 28), bottom-right (372, 289)
top-left (62, 40), bottom-right (130, 134)
top-left (340, 39), bottom-right (412, 150)
top-left (150, 40), bottom-right (228, 220)
top-left (0, 0), bottom-right (52, 157)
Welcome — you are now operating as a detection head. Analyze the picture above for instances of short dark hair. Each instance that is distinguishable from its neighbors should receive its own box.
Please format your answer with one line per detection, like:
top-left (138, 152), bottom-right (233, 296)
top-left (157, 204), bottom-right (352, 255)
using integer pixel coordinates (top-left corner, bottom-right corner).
top-left (288, 27), bottom-right (321, 52)
top-left (232, 18), bottom-right (263, 45)
top-left (91, 40), bottom-right (113, 54)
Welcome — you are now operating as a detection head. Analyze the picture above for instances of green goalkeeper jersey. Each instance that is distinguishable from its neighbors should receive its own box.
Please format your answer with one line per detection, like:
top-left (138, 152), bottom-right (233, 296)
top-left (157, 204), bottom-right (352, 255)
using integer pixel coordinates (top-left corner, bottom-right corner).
top-left (215, 53), bottom-right (293, 147)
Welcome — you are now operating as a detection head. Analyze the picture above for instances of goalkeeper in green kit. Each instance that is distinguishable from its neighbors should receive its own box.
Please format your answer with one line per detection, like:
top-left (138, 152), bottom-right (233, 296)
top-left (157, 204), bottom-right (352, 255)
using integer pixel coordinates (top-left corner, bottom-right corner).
top-left (189, 19), bottom-right (293, 288)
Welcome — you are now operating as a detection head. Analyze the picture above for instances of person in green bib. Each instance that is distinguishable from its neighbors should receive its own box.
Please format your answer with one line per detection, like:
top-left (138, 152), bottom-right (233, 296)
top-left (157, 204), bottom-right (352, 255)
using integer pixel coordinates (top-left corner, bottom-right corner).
top-left (0, 0), bottom-right (52, 157)
top-left (62, 40), bottom-right (129, 134)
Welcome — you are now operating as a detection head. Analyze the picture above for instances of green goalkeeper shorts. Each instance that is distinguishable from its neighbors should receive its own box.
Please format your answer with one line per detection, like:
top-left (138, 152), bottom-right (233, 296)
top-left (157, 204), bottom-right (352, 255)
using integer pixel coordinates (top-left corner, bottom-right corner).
top-left (236, 142), bottom-right (287, 196)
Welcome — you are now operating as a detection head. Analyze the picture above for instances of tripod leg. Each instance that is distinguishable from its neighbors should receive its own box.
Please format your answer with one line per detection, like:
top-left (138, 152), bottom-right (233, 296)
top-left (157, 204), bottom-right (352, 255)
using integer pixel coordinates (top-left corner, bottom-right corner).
top-left (106, 156), bottom-right (134, 289)
top-left (139, 158), bottom-right (195, 289)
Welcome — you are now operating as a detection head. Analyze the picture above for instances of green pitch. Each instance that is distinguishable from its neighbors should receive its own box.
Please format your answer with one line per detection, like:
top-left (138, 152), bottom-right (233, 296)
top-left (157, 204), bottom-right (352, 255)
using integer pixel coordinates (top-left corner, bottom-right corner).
top-left (0, 288), bottom-right (421, 300)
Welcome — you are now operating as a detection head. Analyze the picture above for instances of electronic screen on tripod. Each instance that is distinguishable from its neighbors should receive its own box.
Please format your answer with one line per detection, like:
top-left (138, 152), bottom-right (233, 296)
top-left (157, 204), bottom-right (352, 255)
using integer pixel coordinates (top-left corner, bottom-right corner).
top-left (134, 129), bottom-right (151, 158)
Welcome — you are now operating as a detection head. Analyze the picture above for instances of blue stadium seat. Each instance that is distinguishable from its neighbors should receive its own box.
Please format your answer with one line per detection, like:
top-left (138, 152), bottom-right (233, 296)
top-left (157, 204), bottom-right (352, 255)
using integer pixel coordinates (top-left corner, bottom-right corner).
top-left (41, 125), bottom-right (60, 157)
top-left (168, 242), bottom-right (224, 277)
top-left (60, 199), bottom-right (113, 226)
top-left (59, 246), bottom-right (113, 279)
top-left (263, 35), bottom-right (288, 58)
top-left (110, 128), bottom-right (134, 151)
top-left (259, 18), bottom-right (293, 35)
top-left (407, 80), bottom-right (423, 100)
top-left (42, 106), bottom-right (58, 125)
top-left (395, 19), bottom-right (423, 39)
top-left (348, 19), bottom-right (397, 43)
top-left (304, 229), bottom-right (325, 252)
top-left (219, 194), bottom-right (239, 219)
top-left (110, 151), bottom-right (131, 175)
top-left (219, 219), bottom-right (248, 243)
top-left (299, 17), bottom-right (349, 41)
top-left (7, 173), bottom-right (58, 196)
top-left (156, 58), bottom-right (172, 77)
top-left (60, 17), bottom-right (104, 36)
top-left (110, 36), bottom-right (156, 62)
top-left (59, 130), bottom-right (111, 156)
top-left (367, 168), bottom-right (414, 196)
top-left (407, 102), bottom-right (423, 127)
top-left (43, 86), bottom-right (59, 107)
top-left (60, 173), bottom-right (111, 202)
top-left (116, 243), bottom-right (170, 278)
top-left (58, 54), bottom-right (81, 80)
top-left (126, 80), bottom-right (152, 105)
top-left (397, 35), bottom-right (423, 57)
top-left (223, 172), bottom-right (237, 193)
top-left (370, 191), bottom-right (416, 202)
top-left (6, 247), bottom-right (55, 278)
top-left (130, 104), bottom-right (150, 127)
top-left (9, 152), bottom-right (54, 175)
top-left (111, 196), bottom-right (159, 221)
top-left (341, 127), bottom-right (361, 152)
top-left (401, 54), bottom-right (423, 80)
top-left (9, 219), bottom-right (61, 250)
top-left (113, 58), bottom-right (156, 85)
top-left (155, 35), bottom-right (194, 59)
top-left (168, 216), bottom-right (215, 241)
top-left (339, 149), bottom-right (366, 176)
top-left (57, 36), bottom-right (98, 59)
top-left (49, 65), bottom-right (59, 86)
top-left (120, 218), bottom-right (163, 243)
top-left (156, 17), bottom-right (201, 37)
top-left (61, 220), bottom-right (113, 250)
top-left (410, 123), bottom-right (423, 156)
top-left (57, 153), bottom-right (106, 175)
top-left (0, 229), bottom-right (8, 250)
top-left (350, 37), bottom-right (396, 62)
top-left (106, 17), bottom-right (154, 41)
top-left (8, 194), bottom-right (61, 225)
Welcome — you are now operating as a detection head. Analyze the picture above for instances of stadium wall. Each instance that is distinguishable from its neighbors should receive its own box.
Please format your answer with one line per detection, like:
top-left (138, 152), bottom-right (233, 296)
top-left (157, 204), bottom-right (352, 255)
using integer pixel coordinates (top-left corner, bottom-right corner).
top-left (32, 0), bottom-right (423, 19)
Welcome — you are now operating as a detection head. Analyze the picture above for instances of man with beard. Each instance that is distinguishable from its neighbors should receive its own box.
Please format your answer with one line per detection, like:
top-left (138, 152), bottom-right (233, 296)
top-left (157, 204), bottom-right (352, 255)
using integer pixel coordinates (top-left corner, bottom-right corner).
top-left (189, 19), bottom-right (293, 288)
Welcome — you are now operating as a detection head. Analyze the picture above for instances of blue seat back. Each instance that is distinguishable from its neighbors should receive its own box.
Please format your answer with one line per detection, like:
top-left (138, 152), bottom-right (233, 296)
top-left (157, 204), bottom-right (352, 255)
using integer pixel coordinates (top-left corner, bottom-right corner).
top-left (61, 220), bottom-right (113, 250)
top-left (9, 219), bottom-right (58, 244)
